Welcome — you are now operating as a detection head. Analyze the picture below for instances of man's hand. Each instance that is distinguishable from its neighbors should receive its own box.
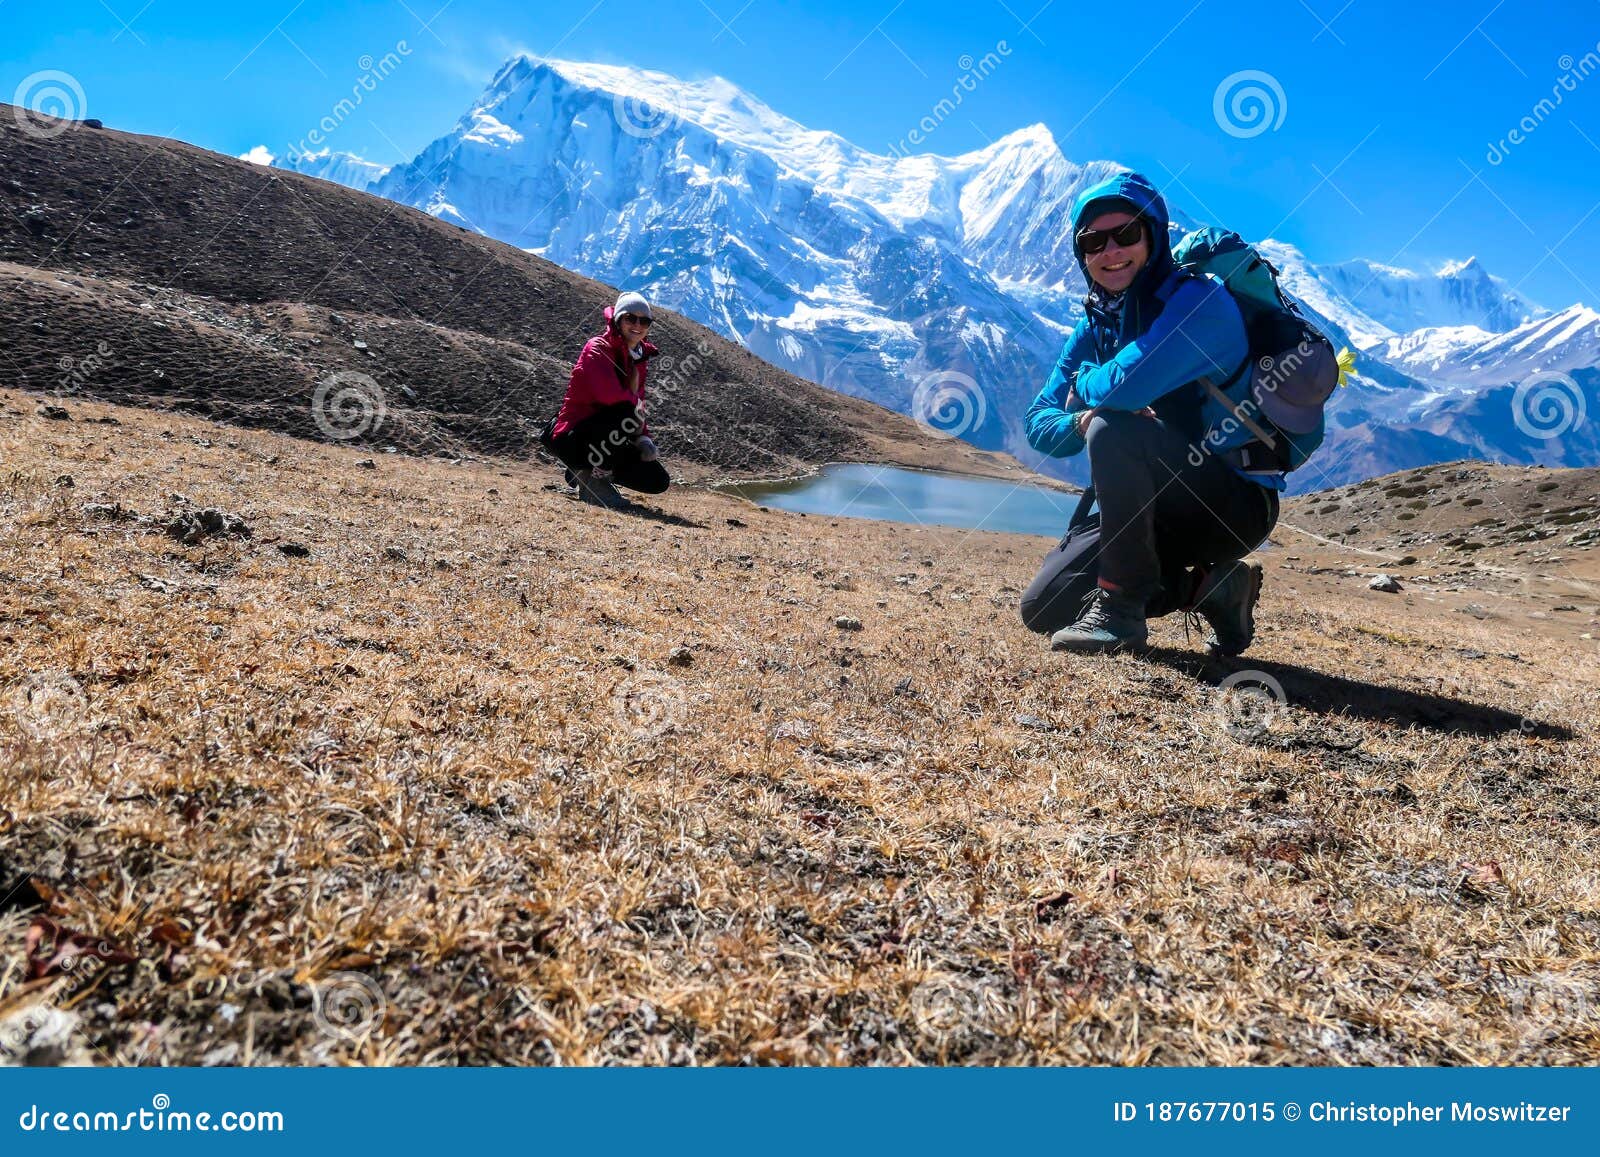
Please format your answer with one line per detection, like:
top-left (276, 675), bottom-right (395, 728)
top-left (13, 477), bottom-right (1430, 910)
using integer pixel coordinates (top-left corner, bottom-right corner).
top-left (1073, 406), bottom-right (1156, 437)
top-left (636, 435), bottom-right (659, 462)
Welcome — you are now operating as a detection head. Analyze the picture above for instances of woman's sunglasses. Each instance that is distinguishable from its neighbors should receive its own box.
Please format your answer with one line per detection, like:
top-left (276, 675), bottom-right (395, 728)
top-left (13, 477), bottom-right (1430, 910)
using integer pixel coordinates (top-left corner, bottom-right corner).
top-left (619, 313), bottom-right (652, 328)
top-left (1076, 220), bottom-right (1146, 255)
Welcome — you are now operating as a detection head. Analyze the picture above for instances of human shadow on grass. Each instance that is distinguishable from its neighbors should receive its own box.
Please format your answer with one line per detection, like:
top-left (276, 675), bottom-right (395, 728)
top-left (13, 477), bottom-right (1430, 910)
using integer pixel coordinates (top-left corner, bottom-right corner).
top-left (1140, 645), bottom-right (1574, 741)
top-left (612, 501), bottom-right (705, 530)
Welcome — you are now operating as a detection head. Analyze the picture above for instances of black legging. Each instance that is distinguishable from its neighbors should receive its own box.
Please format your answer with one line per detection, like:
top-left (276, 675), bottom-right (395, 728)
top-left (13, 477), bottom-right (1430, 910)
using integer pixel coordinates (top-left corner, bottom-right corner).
top-left (1020, 410), bottom-right (1278, 634)
top-left (546, 403), bottom-right (670, 495)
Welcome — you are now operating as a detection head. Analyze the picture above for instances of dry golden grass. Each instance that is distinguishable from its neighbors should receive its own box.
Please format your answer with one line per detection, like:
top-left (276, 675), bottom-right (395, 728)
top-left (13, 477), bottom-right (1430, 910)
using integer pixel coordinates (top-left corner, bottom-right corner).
top-left (3, 393), bottom-right (1599, 1066)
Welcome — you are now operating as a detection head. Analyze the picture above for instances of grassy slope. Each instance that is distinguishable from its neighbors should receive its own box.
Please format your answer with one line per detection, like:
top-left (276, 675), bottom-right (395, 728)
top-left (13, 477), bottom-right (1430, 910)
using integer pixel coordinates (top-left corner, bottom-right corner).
top-left (3, 394), bottom-right (1598, 1065)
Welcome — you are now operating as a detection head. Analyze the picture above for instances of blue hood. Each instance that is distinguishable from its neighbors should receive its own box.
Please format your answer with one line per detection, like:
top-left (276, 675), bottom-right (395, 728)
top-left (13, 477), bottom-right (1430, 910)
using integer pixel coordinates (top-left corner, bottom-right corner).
top-left (1071, 170), bottom-right (1175, 303)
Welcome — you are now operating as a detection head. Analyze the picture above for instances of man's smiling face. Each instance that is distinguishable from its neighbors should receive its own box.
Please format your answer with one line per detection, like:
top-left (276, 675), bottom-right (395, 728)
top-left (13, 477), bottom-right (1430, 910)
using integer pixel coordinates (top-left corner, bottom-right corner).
top-left (1080, 211), bottom-right (1150, 294)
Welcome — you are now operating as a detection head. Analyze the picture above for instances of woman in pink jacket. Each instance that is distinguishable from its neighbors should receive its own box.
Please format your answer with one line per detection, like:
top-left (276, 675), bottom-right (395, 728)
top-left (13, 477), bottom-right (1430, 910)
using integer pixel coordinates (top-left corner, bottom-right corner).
top-left (542, 291), bottom-right (670, 507)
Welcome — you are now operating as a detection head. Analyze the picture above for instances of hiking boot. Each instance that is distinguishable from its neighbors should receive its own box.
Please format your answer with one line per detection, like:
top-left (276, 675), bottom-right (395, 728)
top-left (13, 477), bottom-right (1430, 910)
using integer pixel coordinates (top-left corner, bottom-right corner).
top-left (1192, 560), bottom-right (1263, 656)
top-left (563, 467), bottom-right (577, 488)
top-left (575, 471), bottom-right (630, 510)
top-left (1050, 588), bottom-right (1148, 653)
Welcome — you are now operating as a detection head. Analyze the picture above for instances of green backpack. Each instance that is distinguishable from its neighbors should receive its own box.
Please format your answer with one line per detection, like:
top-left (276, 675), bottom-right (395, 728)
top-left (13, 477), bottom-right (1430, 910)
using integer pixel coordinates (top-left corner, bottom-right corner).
top-left (1172, 227), bottom-right (1348, 471)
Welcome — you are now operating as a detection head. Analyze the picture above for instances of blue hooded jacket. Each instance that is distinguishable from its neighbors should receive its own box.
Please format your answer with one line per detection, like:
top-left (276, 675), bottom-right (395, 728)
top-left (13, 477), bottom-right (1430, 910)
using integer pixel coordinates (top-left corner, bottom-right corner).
top-left (1025, 171), bottom-right (1257, 479)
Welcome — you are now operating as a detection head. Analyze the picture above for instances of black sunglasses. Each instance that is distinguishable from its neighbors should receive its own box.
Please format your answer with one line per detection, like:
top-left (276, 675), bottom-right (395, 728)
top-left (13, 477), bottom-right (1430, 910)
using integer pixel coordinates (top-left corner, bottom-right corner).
top-left (1076, 219), bottom-right (1146, 255)
top-left (619, 313), bottom-right (652, 328)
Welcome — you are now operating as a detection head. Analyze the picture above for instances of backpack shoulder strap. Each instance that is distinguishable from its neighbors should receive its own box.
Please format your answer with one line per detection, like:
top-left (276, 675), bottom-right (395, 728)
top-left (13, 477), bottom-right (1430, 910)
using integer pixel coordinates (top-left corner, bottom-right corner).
top-left (1158, 267), bottom-right (1253, 392)
top-left (1152, 268), bottom-right (1194, 304)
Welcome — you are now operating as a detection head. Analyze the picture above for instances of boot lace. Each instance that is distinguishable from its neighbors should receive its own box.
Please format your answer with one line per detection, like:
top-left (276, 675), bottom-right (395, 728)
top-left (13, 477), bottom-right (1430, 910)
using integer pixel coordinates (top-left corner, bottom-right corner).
top-left (1179, 565), bottom-right (1210, 646)
top-left (1073, 587), bottom-right (1115, 632)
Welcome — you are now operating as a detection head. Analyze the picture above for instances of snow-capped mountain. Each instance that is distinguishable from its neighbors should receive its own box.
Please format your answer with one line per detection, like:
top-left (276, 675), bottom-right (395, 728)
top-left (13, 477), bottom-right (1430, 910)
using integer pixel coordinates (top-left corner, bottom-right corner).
top-left (257, 55), bottom-right (1599, 490)
top-left (1381, 304), bottom-right (1600, 386)
top-left (246, 147), bottom-right (390, 191)
top-left (1377, 323), bottom-right (1496, 374)
top-left (365, 54), bottom-right (1075, 463)
top-left (1305, 256), bottom-right (1542, 342)
top-left (1316, 256), bottom-right (1545, 342)
top-left (1248, 242), bottom-right (1548, 360)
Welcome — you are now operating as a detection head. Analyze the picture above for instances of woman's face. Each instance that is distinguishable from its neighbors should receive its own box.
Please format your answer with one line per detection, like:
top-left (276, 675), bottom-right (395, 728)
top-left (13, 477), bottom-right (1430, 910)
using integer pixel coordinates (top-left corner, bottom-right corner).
top-left (618, 313), bottom-right (652, 343)
top-left (1080, 210), bottom-right (1150, 294)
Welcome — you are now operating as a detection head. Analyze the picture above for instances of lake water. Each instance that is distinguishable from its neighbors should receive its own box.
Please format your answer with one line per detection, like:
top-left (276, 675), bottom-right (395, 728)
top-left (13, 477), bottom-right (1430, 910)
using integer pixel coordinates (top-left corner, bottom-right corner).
top-left (723, 464), bottom-right (1082, 538)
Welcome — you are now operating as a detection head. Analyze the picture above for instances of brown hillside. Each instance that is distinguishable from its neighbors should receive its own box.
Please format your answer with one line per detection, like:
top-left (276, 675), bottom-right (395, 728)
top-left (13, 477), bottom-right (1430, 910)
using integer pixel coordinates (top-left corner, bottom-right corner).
top-left (1281, 460), bottom-right (1600, 638)
top-left (0, 111), bottom-right (1020, 482)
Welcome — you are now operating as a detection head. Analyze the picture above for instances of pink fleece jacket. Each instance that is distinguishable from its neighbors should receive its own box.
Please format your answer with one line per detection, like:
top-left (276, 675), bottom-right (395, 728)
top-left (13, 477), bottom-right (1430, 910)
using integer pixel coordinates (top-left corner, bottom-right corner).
top-left (550, 306), bottom-right (659, 438)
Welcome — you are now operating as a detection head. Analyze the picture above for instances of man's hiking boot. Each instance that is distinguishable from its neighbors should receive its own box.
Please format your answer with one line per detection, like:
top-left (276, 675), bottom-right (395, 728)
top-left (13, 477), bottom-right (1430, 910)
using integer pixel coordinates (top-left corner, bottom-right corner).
top-left (1192, 560), bottom-right (1263, 656)
top-left (1050, 588), bottom-right (1148, 653)
top-left (575, 471), bottom-right (630, 510)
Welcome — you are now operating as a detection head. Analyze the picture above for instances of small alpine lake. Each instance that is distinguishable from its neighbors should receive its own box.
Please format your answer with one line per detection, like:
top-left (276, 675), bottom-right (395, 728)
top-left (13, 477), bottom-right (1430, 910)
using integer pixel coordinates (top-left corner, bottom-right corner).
top-left (720, 463), bottom-right (1080, 538)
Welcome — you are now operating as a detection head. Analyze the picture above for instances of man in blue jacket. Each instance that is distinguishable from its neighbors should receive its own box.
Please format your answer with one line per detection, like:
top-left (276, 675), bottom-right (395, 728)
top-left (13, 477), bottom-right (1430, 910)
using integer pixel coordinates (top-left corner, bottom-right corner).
top-left (1021, 171), bottom-right (1279, 654)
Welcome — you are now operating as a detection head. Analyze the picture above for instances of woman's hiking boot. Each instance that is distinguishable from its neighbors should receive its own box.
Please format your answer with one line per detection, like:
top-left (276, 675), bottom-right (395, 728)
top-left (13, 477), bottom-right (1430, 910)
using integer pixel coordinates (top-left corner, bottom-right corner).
top-left (1050, 588), bottom-right (1148, 653)
top-left (575, 470), bottom-right (630, 510)
top-left (1191, 560), bottom-right (1264, 656)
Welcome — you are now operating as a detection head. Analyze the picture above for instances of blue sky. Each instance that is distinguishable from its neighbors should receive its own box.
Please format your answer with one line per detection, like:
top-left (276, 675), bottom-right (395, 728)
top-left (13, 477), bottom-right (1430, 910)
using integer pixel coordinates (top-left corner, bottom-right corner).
top-left (6, 0), bottom-right (1600, 309)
